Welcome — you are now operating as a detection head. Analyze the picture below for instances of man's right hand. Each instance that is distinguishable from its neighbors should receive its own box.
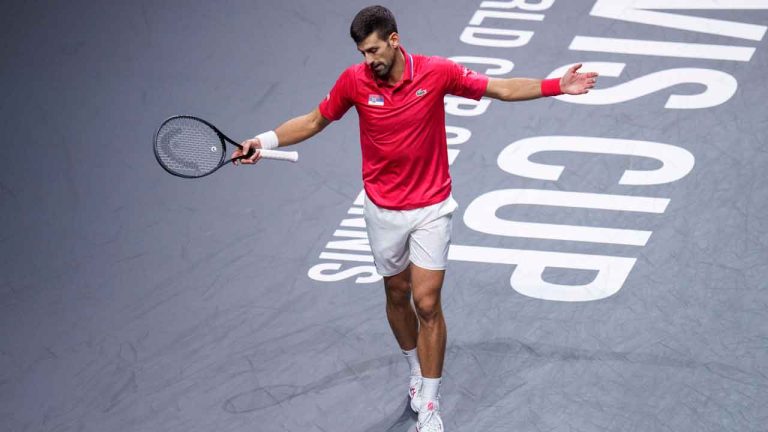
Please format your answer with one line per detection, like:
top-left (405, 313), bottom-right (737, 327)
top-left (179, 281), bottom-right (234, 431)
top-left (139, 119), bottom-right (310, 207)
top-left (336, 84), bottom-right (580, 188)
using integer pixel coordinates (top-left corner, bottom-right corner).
top-left (232, 138), bottom-right (263, 165)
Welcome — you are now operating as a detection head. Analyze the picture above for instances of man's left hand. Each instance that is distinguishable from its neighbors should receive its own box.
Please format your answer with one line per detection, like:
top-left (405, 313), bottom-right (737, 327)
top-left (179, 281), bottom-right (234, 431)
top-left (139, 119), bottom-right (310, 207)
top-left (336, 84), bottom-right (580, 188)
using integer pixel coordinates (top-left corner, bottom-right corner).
top-left (560, 64), bottom-right (598, 95)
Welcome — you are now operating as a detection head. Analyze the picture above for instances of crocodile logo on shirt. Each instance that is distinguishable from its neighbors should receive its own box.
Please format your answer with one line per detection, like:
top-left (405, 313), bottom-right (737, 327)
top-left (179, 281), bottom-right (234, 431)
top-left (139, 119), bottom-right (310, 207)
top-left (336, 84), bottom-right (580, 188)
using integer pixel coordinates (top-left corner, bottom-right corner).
top-left (416, 88), bottom-right (428, 97)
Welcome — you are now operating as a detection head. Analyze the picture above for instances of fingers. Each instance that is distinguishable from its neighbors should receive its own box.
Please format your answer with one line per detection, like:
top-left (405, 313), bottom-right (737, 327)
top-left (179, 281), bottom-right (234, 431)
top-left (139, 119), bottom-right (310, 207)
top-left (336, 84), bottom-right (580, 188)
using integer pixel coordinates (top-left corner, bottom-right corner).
top-left (568, 63), bottom-right (582, 74)
top-left (234, 138), bottom-right (263, 165)
top-left (559, 64), bottom-right (598, 95)
top-left (580, 72), bottom-right (598, 91)
top-left (245, 138), bottom-right (261, 164)
top-left (231, 148), bottom-right (243, 165)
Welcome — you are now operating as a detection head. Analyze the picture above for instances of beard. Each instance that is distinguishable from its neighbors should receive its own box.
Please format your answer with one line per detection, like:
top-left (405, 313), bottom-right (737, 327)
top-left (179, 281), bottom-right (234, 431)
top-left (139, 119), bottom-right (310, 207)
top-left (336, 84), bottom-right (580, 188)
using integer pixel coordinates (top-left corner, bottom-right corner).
top-left (370, 45), bottom-right (395, 78)
top-left (371, 61), bottom-right (391, 78)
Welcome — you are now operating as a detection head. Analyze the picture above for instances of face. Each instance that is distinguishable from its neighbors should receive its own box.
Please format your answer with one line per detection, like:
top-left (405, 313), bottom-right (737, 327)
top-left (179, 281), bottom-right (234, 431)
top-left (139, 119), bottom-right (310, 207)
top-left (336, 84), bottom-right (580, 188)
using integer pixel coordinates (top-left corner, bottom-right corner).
top-left (356, 32), bottom-right (399, 79)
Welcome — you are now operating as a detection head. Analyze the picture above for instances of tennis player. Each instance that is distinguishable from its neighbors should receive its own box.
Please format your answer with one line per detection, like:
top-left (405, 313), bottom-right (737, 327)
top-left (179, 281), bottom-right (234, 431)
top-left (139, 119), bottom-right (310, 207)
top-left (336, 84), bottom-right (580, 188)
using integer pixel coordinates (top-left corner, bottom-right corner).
top-left (235, 5), bottom-right (597, 431)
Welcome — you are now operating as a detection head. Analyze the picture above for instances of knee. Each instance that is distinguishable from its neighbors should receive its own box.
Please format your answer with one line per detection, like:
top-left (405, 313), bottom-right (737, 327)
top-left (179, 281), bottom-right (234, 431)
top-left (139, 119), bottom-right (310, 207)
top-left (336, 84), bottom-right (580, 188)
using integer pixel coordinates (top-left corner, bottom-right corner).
top-left (385, 279), bottom-right (411, 306)
top-left (413, 296), bottom-right (441, 322)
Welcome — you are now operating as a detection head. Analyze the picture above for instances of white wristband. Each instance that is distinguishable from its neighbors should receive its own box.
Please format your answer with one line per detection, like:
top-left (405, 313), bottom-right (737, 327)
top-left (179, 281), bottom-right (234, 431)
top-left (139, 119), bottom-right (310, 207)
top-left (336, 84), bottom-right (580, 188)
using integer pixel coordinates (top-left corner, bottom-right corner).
top-left (254, 130), bottom-right (279, 150)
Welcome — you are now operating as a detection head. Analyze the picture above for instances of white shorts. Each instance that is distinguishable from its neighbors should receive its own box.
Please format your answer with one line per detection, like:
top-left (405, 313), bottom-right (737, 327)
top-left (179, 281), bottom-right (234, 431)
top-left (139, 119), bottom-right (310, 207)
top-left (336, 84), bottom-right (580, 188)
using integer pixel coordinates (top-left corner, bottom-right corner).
top-left (364, 193), bottom-right (458, 277)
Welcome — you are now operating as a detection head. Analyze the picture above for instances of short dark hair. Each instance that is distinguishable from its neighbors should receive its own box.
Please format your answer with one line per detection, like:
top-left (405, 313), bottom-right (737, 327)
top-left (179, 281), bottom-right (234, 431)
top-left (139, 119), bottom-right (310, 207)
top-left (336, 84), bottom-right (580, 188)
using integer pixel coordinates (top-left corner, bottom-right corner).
top-left (350, 5), bottom-right (398, 44)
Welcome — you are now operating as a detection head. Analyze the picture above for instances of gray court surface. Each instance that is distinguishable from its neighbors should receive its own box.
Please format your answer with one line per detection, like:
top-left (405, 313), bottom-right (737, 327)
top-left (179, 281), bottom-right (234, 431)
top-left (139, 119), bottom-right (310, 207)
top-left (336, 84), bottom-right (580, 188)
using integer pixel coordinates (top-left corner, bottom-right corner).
top-left (2, 1), bottom-right (767, 431)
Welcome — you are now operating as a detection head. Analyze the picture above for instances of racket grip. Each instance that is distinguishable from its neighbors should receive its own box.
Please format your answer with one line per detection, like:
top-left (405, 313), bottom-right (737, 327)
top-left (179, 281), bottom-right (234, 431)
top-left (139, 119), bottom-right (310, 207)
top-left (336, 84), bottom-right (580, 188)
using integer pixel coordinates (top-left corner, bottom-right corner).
top-left (258, 149), bottom-right (299, 163)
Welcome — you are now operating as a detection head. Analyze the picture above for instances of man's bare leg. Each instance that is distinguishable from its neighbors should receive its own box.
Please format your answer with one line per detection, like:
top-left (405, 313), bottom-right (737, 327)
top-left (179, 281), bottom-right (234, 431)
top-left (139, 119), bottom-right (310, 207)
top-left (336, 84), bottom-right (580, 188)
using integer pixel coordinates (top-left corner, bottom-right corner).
top-left (383, 266), bottom-right (419, 351)
top-left (409, 264), bottom-right (446, 378)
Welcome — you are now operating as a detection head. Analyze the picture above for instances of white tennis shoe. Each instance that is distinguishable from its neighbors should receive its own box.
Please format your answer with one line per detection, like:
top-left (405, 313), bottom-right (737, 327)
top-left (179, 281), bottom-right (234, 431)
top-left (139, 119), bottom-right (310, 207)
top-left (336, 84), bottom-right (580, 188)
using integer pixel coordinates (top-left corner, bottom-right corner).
top-left (409, 374), bottom-right (423, 412)
top-left (416, 399), bottom-right (443, 432)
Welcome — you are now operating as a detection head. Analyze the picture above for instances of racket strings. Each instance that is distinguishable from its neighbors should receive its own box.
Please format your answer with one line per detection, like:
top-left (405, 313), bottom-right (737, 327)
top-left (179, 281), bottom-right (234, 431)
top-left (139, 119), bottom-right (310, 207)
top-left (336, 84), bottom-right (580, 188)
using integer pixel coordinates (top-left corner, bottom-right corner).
top-left (155, 117), bottom-right (225, 177)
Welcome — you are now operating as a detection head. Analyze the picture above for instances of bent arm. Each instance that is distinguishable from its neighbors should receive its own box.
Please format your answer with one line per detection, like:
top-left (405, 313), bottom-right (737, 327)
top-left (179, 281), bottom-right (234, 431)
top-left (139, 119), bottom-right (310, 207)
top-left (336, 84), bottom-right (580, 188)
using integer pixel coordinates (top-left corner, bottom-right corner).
top-left (235, 107), bottom-right (331, 164)
top-left (274, 107), bottom-right (330, 146)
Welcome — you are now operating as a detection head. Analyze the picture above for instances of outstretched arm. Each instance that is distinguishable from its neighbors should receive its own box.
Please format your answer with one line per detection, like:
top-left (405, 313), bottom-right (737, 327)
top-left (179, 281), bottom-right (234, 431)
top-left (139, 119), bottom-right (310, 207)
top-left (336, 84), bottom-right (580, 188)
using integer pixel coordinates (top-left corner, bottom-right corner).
top-left (234, 107), bottom-right (330, 164)
top-left (484, 64), bottom-right (598, 101)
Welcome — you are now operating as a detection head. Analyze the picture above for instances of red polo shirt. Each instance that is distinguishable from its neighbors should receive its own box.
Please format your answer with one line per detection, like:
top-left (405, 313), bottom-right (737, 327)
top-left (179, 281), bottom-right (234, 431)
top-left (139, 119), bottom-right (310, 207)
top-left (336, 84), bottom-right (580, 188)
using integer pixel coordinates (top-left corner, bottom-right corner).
top-left (318, 47), bottom-right (488, 210)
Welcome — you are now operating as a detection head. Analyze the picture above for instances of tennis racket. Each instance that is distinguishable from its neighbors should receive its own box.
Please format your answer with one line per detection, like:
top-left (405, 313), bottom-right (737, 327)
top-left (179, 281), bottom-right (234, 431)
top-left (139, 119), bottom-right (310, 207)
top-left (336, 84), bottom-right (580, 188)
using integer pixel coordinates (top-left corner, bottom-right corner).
top-left (153, 115), bottom-right (298, 178)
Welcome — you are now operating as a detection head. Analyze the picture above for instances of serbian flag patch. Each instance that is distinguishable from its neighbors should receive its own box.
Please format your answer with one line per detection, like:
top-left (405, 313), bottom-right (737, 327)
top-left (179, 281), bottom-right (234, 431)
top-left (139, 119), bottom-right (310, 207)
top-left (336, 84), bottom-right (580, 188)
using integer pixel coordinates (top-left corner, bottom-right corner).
top-left (368, 94), bottom-right (384, 106)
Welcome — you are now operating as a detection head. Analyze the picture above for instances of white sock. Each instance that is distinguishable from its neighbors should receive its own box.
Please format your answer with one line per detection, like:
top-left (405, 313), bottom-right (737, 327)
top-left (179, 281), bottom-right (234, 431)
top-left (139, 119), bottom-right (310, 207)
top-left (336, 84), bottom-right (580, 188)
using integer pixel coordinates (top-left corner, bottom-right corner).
top-left (421, 377), bottom-right (441, 401)
top-left (402, 348), bottom-right (422, 376)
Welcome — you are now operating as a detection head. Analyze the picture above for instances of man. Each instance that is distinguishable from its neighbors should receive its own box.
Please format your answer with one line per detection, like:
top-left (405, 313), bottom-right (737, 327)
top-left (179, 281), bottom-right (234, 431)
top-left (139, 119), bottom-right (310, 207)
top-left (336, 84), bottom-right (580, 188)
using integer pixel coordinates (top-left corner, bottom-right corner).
top-left (234, 5), bottom-right (597, 431)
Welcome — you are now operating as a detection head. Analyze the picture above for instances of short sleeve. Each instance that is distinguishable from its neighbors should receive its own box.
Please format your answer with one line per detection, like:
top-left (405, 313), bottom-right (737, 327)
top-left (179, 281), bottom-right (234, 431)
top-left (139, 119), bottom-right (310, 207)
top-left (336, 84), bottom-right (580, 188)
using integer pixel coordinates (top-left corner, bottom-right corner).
top-left (441, 58), bottom-right (489, 101)
top-left (318, 67), bottom-right (355, 122)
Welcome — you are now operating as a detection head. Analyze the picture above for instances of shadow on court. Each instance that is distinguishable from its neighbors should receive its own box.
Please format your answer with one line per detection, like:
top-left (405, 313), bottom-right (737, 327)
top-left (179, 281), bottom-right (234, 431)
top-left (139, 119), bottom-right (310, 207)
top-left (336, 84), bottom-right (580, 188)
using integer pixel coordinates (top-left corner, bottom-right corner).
top-left (219, 336), bottom-right (767, 429)
top-left (362, 399), bottom-right (418, 432)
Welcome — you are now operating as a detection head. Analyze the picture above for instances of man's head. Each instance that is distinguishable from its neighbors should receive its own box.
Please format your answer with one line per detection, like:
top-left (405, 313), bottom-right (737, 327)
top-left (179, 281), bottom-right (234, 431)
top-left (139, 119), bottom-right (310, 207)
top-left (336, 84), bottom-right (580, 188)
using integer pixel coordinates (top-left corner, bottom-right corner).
top-left (350, 5), bottom-right (400, 79)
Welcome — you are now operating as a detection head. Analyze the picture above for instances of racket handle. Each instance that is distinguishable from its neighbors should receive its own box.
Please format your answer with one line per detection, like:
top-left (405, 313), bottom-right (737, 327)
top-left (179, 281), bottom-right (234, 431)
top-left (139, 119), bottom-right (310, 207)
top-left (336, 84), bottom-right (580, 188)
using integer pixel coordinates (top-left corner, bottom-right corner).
top-left (258, 149), bottom-right (299, 163)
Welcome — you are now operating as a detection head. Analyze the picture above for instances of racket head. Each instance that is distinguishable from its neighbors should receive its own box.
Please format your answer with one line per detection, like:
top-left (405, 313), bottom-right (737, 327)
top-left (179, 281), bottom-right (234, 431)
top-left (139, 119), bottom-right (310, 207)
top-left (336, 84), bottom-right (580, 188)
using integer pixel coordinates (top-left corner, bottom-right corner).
top-left (153, 115), bottom-right (229, 178)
